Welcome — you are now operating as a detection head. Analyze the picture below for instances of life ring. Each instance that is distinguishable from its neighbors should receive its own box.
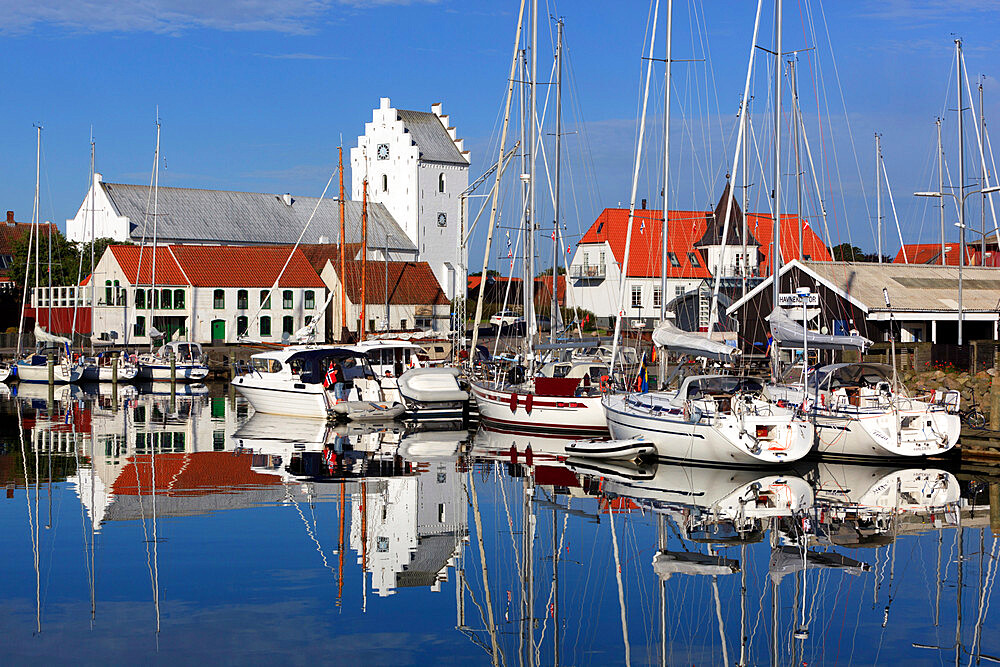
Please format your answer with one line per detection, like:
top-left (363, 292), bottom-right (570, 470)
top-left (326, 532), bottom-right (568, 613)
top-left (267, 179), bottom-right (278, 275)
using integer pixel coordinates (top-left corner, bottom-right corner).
top-left (599, 375), bottom-right (610, 393)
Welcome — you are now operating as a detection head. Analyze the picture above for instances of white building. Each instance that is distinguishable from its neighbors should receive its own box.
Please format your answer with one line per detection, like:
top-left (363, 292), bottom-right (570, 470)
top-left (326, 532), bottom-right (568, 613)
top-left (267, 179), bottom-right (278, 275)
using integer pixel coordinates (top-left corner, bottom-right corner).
top-left (567, 187), bottom-right (829, 330)
top-left (352, 98), bottom-right (470, 300)
top-left (86, 244), bottom-right (326, 345)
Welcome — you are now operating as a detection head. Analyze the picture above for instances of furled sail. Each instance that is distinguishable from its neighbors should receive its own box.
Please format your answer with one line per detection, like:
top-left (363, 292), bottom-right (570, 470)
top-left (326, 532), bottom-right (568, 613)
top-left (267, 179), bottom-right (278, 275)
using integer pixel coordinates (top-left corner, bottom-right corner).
top-left (768, 307), bottom-right (872, 351)
top-left (33, 324), bottom-right (71, 346)
top-left (651, 320), bottom-right (741, 360)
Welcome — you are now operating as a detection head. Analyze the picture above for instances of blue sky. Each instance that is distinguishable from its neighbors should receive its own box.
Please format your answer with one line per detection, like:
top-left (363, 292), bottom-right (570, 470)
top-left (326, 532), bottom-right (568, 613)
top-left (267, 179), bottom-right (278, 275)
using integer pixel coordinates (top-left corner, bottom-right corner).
top-left (3, 0), bottom-right (1000, 262)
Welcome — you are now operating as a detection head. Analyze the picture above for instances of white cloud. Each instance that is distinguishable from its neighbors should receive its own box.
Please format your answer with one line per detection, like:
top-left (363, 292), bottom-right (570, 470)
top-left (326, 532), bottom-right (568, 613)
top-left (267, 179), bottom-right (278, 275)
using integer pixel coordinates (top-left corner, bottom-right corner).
top-left (0, 0), bottom-right (439, 35)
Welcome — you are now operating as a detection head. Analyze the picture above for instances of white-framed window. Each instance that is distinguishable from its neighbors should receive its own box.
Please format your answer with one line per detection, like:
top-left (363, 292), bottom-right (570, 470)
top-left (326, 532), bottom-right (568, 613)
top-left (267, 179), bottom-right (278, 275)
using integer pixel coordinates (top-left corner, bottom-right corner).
top-left (653, 286), bottom-right (662, 308)
top-left (631, 285), bottom-right (642, 309)
top-left (675, 285), bottom-right (686, 297)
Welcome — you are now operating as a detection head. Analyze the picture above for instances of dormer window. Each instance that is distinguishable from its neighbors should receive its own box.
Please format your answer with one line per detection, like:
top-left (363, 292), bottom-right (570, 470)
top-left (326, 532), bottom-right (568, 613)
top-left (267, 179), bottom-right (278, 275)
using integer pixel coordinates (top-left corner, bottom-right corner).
top-left (667, 252), bottom-right (681, 267)
top-left (687, 252), bottom-right (700, 267)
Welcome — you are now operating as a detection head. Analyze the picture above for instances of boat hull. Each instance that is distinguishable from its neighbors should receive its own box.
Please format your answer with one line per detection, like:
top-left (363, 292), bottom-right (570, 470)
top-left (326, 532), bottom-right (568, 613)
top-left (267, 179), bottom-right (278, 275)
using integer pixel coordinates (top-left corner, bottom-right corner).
top-left (808, 409), bottom-right (959, 459)
top-left (233, 376), bottom-right (330, 419)
top-left (603, 393), bottom-right (813, 467)
top-left (471, 381), bottom-right (608, 436)
top-left (137, 362), bottom-right (210, 382)
top-left (16, 362), bottom-right (84, 383)
top-left (81, 363), bottom-right (139, 382)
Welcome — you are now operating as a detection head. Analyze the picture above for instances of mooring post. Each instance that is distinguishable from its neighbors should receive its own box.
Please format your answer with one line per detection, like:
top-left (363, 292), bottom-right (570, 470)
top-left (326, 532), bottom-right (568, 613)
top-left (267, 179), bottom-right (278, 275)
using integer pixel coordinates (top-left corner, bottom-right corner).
top-left (990, 373), bottom-right (1000, 432)
top-left (991, 484), bottom-right (1000, 534)
top-left (47, 352), bottom-right (54, 385)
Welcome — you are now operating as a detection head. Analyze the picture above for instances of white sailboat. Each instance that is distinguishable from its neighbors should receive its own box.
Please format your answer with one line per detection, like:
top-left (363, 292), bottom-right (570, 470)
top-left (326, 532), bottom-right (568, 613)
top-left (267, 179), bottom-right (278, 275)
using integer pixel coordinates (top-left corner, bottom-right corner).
top-left (467, 6), bottom-right (612, 436)
top-left (765, 309), bottom-right (960, 459)
top-left (16, 127), bottom-right (85, 383)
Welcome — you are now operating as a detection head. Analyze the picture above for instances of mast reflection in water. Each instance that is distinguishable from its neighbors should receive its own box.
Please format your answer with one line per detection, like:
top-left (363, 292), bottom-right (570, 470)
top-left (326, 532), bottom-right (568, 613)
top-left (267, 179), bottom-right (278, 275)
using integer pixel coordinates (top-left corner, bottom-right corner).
top-left (0, 387), bottom-right (996, 665)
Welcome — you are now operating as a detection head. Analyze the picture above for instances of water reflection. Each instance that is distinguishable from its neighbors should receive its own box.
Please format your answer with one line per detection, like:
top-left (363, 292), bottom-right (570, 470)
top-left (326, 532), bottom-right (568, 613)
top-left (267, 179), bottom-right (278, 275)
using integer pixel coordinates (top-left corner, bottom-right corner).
top-left (0, 388), bottom-right (997, 665)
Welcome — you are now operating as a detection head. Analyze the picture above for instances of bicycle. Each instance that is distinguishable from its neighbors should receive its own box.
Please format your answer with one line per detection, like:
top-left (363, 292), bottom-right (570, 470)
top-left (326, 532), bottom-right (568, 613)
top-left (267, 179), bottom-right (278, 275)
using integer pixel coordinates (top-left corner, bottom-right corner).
top-left (959, 397), bottom-right (987, 429)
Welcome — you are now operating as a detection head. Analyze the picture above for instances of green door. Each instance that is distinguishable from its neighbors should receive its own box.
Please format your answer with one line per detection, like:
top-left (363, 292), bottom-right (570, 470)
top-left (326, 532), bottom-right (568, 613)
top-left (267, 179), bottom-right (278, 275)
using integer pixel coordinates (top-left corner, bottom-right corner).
top-left (211, 319), bottom-right (226, 343)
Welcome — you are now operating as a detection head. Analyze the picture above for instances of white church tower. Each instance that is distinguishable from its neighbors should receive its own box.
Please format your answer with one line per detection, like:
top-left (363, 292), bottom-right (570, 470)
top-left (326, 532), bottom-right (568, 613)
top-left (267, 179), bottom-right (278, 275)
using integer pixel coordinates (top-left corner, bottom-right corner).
top-left (351, 97), bottom-right (470, 299)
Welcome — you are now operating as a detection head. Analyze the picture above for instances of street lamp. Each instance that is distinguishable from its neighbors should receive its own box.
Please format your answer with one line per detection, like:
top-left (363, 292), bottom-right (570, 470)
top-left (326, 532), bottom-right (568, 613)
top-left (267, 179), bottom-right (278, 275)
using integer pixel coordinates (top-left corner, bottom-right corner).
top-left (914, 184), bottom-right (1000, 345)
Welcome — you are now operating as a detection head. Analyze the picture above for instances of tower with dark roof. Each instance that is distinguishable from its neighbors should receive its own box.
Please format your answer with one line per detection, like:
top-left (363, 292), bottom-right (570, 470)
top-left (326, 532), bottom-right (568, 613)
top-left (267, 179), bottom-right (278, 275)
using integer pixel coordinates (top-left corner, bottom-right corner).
top-left (694, 183), bottom-right (761, 279)
top-left (351, 97), bottom-right (471, 299)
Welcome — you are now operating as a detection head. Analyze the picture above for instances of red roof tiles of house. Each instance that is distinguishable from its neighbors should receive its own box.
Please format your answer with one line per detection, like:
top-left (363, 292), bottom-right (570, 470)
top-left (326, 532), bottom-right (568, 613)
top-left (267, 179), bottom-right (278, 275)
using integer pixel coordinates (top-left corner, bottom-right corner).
top-left (893, 243), bottom-right (982, 266)
top-left (109, 244), bottom-right (325, 287)
top-left (535, 274), bottom-right (566, 302)
top-left (578, 200), bottom-right (830, 278)
top-left (342, 261), bottom-right (449, 305)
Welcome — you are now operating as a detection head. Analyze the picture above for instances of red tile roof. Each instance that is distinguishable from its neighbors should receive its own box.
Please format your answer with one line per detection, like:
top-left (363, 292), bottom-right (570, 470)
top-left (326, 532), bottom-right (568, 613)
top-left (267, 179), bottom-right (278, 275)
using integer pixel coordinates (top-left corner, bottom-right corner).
top-left (288, 244), bottom-right (447, 305)
top-left (534, 275), bottom-right (566, 302)
top-left (111, 452), bottom-right (282, 496)
top-left (168, 245), bottom-right (325, 288)
top-left (578, 206), bottom-right (830, 278)
top-left (108, 244), bottom-right (325, 288)
top-left (110, 245), bottom-right (188, 285)
top-left (0, 219), bottom-right (56, 256)
top-left (343, 261), bottom-right (449, 305)
top-left (893, 243), bottom-right (982, 266)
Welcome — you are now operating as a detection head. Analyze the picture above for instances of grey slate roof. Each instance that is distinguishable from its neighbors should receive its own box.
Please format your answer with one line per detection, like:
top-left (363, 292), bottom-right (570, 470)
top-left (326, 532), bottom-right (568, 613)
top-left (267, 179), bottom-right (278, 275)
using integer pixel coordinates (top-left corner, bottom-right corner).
top-left (102, 182), bottom-right (416, 251)
top-left (397, 110), bottom-right (468, 165)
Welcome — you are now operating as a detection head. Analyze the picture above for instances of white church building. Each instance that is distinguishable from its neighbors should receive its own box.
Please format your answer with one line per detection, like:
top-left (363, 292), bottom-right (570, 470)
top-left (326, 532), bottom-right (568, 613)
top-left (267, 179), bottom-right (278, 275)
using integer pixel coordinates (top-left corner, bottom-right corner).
top-left (65, 98), bottom-right (470, 301)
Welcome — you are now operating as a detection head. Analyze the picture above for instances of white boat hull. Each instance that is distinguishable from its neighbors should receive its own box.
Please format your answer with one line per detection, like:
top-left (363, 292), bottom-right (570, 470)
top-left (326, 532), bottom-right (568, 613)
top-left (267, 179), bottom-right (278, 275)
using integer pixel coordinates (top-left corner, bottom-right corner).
top-left (809, 409), bottom-right (959, 459)
top-left (137, 362), bottom-right (210, 382)
top-left (471, 381), bottom-right (608, 436)
top-left (603, 393), bottom-right (813, 466)
top-left (16, 362), bottom-right (85, 383)
top-left (82, 363), bottom-right (140, 382)
top-left (234, 376), bottom-right (330, 419)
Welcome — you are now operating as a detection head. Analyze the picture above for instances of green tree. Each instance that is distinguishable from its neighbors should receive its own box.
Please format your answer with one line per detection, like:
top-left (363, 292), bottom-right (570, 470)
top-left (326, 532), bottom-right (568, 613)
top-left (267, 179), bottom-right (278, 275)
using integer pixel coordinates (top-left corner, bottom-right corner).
top-left (831, 243), bottom-right (866, 262)
top-left (10, 230), bottom-right (122, 288)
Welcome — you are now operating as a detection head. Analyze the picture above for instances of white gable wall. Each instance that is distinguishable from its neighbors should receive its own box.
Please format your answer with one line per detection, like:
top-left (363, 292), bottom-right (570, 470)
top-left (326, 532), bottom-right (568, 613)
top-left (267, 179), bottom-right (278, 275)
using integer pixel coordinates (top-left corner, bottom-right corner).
top-left (65, 174), bottom-right (132, 243)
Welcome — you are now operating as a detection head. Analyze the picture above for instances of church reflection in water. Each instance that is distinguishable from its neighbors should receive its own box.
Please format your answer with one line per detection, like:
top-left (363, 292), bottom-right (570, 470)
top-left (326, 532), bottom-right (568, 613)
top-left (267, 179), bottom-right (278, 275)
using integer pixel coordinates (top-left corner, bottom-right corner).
top-left (5, 386), bottom-right (996, 665)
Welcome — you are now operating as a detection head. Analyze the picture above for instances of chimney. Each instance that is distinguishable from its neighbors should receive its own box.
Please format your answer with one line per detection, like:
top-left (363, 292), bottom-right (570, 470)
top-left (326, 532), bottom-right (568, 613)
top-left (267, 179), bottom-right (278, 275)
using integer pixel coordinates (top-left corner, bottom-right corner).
top-left (281, 193), bottom-right (293, 206)
top-left (641, 198), bottom-right (647, 209)
top-left (6, 211), bottom-right (14, 225)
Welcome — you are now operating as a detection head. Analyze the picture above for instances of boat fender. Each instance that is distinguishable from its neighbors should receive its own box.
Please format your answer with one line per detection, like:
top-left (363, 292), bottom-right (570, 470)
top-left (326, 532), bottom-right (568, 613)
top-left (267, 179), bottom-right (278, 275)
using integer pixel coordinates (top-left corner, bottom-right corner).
top-left (599, 375), bottom-right (610, 393)
top-left (510, 392), bottom-right (518, 413)
top-left (525, 393), bottom-right (533, 415)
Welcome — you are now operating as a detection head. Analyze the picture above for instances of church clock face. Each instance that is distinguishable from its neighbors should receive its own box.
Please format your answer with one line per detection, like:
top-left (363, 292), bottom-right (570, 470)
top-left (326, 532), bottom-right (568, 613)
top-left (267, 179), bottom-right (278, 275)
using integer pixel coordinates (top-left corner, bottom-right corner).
top-left (377, 143), bottom-right (390, 160)
top-left (437, 212), bottom-right (447, 227)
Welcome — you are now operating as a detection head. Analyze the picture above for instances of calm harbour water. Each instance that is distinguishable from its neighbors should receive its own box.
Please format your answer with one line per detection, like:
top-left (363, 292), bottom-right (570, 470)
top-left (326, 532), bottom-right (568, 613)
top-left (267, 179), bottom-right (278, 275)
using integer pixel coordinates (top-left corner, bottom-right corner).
top-left (0, 382), bottom-right (997, 665)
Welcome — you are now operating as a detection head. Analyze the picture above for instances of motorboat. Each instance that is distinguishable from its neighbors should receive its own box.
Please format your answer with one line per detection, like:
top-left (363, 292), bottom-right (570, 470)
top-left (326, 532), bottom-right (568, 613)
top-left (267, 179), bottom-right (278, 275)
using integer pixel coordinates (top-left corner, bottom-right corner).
top-left (602, 375), bottom-right (814, 467)
top-left (767, 362), bottom-right (960, 459)
top-left (471, 359), bottom-right (613, 437)
top-left (136, 341), bottom-right (210, 382)
top-left (233, 346), bottom-right (403, 421)
top-left (350, 339), bottom-right (469, 420)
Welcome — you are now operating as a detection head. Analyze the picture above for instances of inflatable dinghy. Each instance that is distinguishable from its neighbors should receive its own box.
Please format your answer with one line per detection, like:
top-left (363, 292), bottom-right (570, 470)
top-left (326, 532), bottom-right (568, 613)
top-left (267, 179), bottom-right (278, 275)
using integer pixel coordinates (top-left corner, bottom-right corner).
top-left (330, 400), bottom-right (405, 422)
top-left (564, 437), bottom-right (655, 460)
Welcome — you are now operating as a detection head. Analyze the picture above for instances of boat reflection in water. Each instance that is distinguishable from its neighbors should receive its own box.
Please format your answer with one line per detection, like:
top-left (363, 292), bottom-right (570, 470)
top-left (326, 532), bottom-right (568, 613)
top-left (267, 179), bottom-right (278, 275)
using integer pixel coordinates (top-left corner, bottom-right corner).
top-left (4, 388), bottom-right (996, 665)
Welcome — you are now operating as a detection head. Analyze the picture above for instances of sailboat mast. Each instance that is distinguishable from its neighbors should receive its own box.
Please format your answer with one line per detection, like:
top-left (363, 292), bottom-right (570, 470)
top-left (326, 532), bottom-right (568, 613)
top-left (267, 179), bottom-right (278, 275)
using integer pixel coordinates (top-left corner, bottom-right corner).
top-left (938, 118), bottom-right (945, 266)
top-left (610, 0), bottom-right (660, 376)
top-left (89, 138), bottom-right (96, 355)
top-left (742, 102), bottom-right (750, 298)
top-left (980, 81), bottom-right (986, 261)
top-left (790, 58), bottom-right (803, 259)
top-left (659, 0), bottom-right (672, 387)
top-left (339, 147), bottom-right (347, 341)
top-left (550, 18), bottom-right (563, 345)
top-left (148, 119), bottom-right (160, 350)
top-left (770, 0), bottom-right (782, 382)
top-left (956, 38), bottom-right (966, 346)
top-left (34, 125), bottom-right (41, 334)
top-left (526, 0), bottom-right (538, 364)
top-left (876, 132), bottom-right (882, 263)
top-left (361, 179), bottom-right (368, 341)
top-left (467, 0), bottom-right (526, 361)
